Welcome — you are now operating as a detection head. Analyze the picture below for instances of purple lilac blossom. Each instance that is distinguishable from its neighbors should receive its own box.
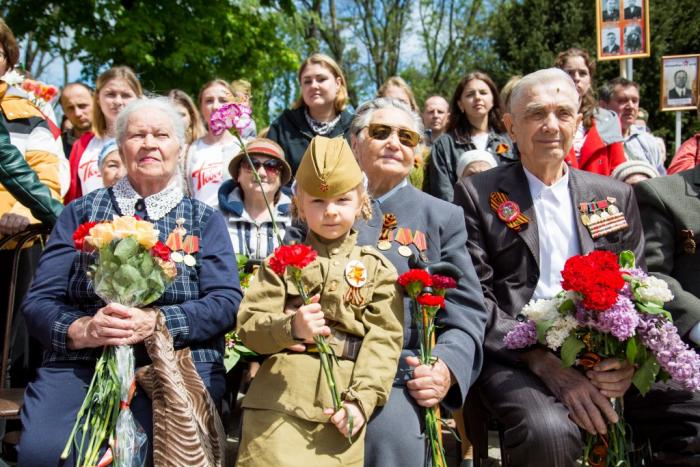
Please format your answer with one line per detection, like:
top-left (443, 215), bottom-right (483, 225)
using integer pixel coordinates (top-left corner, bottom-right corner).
top-left (637, 315), bottom-right (700, 391)
top-left (596, 295), bottom-right (639, 340)
top-left (504, 320), bottom-right (537, 349)
top-left (620, 267), bottom-right (646, 299)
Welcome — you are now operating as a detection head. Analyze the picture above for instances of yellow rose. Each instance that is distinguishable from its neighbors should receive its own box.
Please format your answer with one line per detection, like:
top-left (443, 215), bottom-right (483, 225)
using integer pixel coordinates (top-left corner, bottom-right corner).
top-left (111, 215), bottom-right (138, 239)
top-left (86, 223), bottom-right (115, 249)
top-left (134, 220), bottom-right (159, 249)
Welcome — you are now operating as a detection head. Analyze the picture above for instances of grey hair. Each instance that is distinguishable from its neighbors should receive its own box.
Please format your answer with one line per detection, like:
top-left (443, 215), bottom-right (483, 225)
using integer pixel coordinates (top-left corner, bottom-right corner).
top-left (115, 96), bottom-right (186, 148)
top-left (508, 68), bottom-right (579, 113)
top-left (351, 97), bottom-right (425, 155)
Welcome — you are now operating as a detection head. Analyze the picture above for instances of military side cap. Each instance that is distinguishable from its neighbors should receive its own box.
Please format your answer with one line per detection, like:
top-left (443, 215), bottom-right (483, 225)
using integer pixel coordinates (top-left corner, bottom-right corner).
top-left (296, 136), bottom-right (363, 198)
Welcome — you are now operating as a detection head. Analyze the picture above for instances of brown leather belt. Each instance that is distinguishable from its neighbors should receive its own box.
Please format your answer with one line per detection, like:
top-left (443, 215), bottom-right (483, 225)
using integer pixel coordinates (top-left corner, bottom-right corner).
top-left (305, 329), bottom-right (363, 361)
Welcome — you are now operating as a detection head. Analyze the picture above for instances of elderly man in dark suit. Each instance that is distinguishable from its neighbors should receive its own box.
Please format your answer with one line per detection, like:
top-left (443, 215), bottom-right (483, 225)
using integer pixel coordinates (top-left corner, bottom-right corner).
top-left (286, 97), bottom-right (487, 466)
top-left (624, 0), bottom-right (642, 19)
top-left (454, 68), bottom-right (700, 466)
top-left (635, 167), bottom-right (700, 349)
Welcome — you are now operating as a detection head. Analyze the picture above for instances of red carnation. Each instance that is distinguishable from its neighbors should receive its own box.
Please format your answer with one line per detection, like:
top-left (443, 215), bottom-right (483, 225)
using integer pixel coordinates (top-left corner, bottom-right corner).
top-left (431, 274), bottom-right (457, 290)
top-left (417, 294), bottom-right (445, 308)
top-left (268, 244), bottom-right (317, 276)
top-left (397, 269), bottom-right (432, 288)
top-left (150, 241), bottom-right (172, 262)
top-left (73, 221), bottom-right (97, 251)
top-left (561, 250), bottom-right (624, 311)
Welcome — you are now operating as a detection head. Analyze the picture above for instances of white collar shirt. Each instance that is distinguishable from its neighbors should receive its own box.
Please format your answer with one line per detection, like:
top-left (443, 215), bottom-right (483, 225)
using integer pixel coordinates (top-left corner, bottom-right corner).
top-left (523, 165), bottom-right (581, 300)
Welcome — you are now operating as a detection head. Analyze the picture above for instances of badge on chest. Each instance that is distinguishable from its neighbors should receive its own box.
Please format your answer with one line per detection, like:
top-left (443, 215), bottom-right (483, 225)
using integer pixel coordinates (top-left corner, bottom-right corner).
top-left (579, 197), bottom-right (628, 239)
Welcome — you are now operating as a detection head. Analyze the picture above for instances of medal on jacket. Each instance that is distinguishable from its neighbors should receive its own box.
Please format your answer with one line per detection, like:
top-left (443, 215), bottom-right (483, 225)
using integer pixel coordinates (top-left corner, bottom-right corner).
top-left (167, 218), bottom-right (186, 263)
top-left (182, 235), bottom-right (200, 266)
top-left (344, 260), bottom-right (367, 306)
top-left (394, 227), bottom-right (413, 257)
top-left (490, 192), bottom-right (528, 232)
top-left (413, 230), bottom-right (429, 262)
top-left (681, 229), bottom-right (696, 255)
top-left (579, 197), bottom-right (627, 239)
top-left (378, 213), bottom-right (397, 251)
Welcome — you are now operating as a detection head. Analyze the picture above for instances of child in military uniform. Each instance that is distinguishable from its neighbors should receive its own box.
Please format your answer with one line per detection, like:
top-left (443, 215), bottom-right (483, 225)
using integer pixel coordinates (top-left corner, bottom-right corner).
top-left (236, 136), bottom-right (404, 466)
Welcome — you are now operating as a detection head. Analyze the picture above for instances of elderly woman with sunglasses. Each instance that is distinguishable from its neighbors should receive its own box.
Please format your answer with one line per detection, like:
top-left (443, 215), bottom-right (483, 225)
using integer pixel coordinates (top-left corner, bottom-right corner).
top-left (286, 97), bottom-right (487, 466)
top-left (218, 138), bottom-right (292, 259)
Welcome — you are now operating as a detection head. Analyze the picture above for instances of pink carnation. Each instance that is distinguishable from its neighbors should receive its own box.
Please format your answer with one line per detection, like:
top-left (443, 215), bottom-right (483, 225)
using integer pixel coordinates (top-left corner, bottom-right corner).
top-left (209, 103), bottom-right (252, 136)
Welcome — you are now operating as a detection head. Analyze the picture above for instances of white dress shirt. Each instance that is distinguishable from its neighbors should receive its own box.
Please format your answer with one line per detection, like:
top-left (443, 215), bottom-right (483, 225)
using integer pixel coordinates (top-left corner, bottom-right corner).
top-left (523, 165), bottom-right (581, 300)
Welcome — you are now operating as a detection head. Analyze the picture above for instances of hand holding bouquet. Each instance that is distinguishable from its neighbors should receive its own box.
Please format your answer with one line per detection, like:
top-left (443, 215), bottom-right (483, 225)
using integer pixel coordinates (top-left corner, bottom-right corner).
top-left (63, 216), bottom-right (177, 466)
top-left (505, 250), bottom-right (700, 466)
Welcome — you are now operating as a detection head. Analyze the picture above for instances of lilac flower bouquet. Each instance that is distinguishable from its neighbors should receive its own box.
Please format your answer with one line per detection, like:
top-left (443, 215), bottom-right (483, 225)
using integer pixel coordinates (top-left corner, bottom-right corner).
top-left (505, 250), bottom-right (700, 466)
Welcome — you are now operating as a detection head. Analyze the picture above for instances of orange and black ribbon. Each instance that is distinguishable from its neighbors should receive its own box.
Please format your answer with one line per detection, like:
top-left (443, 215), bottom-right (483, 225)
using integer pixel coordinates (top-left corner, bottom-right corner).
top-left (380, 213), bottom-right (397, 241)
top-left (489, 192), bottom-right (529, 232)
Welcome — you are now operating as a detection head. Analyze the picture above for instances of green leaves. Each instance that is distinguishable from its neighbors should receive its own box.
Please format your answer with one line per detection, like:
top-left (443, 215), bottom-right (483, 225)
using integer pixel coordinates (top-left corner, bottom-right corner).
top-left (632, 355), bottom-right (661, 395)
top-left (92, 239), bottom-right (172, 306)
top-left (561, 334), bottom-right (585, 368)
top-left (618, 250), bottom-right (636, 269)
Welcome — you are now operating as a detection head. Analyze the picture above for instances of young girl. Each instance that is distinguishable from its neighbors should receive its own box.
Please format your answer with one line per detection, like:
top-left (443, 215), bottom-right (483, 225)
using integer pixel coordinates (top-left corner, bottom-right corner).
top-left (236, 136), bottom-right (404, 466)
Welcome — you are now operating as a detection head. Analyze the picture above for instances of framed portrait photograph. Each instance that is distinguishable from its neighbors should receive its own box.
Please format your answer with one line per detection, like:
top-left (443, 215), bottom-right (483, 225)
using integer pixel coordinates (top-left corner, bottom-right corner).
top-left (660, 54), bottom-right (699, 112)
top-left (596, 0), bottom-right (651, 60)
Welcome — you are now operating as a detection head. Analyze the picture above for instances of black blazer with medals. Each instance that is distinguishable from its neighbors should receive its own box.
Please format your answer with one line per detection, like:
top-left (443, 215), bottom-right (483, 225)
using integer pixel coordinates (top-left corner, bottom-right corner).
top-left (454, 162), bottom-right (645, 365)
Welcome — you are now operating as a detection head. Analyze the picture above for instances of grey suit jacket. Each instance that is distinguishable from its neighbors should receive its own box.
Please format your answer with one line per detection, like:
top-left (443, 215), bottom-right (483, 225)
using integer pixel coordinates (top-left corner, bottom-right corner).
top-left (634, 167), bottom-right (700, 337)
top-left (454, 162), bottom-right (645, 365)
top-left (287, 183), bottom-right (488, 408)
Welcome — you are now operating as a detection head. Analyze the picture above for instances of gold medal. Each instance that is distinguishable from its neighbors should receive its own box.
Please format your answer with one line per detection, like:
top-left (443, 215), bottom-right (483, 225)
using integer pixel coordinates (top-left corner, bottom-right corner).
top-left (170, 251), bottom-right (184, 263)
top-left (184, 254), bottom-right (196, 266)
top-left (600, 211), bottom-right (610, 220)
top-left (580, 214), bottom-right (590, 226)
top-left (589, 213), bottom-right (601, 224)
top-left (377, 240), bottom-right (391, 250)
top-left (398, 245), bottom-right (412, 257)
top-left (607, 205), bottom-right (620, 215)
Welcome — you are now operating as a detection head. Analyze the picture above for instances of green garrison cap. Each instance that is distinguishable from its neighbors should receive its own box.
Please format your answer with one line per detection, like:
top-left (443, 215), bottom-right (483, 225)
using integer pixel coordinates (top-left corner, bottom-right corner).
top-left (295, 136), bottom-right (363, 198)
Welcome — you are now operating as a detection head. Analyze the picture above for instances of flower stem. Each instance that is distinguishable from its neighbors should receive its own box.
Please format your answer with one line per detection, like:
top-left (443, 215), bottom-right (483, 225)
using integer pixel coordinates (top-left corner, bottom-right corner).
top-left (232, 131), bottom-right (283, 245)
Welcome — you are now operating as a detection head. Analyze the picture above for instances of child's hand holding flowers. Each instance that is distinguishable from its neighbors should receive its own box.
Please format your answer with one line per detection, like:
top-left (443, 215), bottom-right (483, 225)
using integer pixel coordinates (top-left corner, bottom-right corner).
top-left (324, 402), bottom-right (366, 438)
top-left (291, 293), bottom-right (331, 342)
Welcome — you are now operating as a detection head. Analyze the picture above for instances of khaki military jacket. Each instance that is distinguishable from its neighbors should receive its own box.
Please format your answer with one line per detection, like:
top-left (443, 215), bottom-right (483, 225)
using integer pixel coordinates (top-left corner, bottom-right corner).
top-left (237, 230), bottom-right (404, 422)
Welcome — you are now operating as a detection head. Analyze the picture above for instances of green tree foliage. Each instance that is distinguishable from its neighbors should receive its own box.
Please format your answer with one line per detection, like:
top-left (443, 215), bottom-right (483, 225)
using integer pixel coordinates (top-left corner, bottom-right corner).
top-left (3, 0), bottom-right (299, 126)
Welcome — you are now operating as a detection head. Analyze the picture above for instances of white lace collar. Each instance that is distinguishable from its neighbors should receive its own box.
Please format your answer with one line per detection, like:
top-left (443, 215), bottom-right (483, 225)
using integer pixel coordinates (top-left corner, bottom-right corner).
top-left (112, 177), bottom-right (184, 220)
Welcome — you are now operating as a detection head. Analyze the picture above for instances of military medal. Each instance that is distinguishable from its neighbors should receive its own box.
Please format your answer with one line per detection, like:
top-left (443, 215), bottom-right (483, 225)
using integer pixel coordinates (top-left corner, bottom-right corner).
top-left (681, 229), bottom-right (696, 254)
top-left (182, 235), bottom-right (200, 266)
top-left (490, 192), bottom-right (529, 232)
top-left (377, 213), bottom-right (398, 251)
top-left (170, 251), bottom-right (184, 263)
top-left (344, 260), bottom-right (367, 306)
top-left (579, 199), bottom-right (628, 239)
top-left (395, 227), bottom-right (413, 257)
top-left (413, 231), bottom-right (429, 263)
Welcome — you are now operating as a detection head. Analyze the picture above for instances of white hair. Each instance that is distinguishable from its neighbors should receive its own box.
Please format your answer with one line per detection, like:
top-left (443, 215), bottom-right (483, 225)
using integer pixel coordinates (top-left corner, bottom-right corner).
top-left (115, 96), bottom-right (186, 148)
top-left (508, 68), bottom-right (579, 113)
top-left (351, 97), bottom-right (424, 155)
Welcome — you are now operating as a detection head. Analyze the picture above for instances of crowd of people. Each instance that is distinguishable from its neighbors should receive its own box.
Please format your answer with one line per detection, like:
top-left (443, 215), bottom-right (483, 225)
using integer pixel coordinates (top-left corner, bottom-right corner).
top-left (1, 15), bottom-right (700, 467)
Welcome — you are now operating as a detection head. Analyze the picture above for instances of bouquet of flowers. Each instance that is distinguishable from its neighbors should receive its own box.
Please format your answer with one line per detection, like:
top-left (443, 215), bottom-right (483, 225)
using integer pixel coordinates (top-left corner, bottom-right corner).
top-left (397, 269), bottom-right (458, 467)
top-left (505, 250), bottom-right (700, 466)
top-left (1, 69), bottom-right (58, 108)
top-left (63, 216), bottom-right (177, 466)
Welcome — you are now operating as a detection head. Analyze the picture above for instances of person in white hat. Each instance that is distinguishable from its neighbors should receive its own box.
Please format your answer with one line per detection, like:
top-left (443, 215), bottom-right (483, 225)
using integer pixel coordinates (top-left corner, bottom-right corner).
top-left (456, 149), bottom-right (499, 180)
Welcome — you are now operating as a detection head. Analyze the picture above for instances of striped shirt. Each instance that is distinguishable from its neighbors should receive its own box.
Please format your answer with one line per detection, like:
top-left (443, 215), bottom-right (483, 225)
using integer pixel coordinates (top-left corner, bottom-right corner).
top-left (218, 180), bottom-right (292, 260)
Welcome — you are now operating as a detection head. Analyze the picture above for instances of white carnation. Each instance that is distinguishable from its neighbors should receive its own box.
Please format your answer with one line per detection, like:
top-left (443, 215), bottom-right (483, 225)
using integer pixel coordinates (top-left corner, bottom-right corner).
top-left (521, 298), bottom-right (559, 322)
top-left (545, 315), bottom-right (579, 351)
top-left (637, 276), bottom-right (674, 303)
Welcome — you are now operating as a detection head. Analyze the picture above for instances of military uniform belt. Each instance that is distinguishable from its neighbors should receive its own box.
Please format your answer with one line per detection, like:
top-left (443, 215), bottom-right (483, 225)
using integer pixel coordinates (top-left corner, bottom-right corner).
top-left (305, 329), bottom-right (362, 361)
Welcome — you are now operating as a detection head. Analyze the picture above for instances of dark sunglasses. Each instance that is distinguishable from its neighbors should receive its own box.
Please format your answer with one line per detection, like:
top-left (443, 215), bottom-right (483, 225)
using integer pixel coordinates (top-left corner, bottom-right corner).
top-left (241, 158), bottom-right (284, 175)
top-left (366, 123), bottom-right (421, 148)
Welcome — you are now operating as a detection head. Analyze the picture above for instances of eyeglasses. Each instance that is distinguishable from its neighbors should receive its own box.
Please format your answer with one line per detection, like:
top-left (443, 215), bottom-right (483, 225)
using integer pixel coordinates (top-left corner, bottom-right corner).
top-left (366, 123), bottom-right (421, 148)
top-left (240, 158), bottom-right (284, 175)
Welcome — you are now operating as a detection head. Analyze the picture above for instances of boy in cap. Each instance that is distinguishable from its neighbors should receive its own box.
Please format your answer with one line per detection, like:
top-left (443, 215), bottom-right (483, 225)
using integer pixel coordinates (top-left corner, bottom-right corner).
top-left (236, 136), bottom-right (404, 466)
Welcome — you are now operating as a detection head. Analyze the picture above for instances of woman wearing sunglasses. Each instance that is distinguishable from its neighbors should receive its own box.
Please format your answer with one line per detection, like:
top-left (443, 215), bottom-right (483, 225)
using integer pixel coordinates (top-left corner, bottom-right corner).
top-left (218, 138), bottom-right (292, 259)
top-left (428, 71), bottom-right (515, 202)
top-left (329, 97), bottom-right (484, 466)
top-left (267, 53), bottom-right (353, 176)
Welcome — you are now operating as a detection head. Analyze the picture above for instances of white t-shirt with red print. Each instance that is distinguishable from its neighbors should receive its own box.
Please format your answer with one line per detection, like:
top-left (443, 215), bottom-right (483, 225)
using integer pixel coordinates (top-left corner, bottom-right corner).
top-left (78, 136), bottom-right (109, 195)
top-left (186, 138), bottom-right (241, 210)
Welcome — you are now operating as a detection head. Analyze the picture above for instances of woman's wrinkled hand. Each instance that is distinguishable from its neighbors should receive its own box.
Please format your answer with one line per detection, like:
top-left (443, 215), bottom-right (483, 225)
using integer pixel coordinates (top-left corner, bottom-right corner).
top-left (67, 303), bottom-right (157, 349)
